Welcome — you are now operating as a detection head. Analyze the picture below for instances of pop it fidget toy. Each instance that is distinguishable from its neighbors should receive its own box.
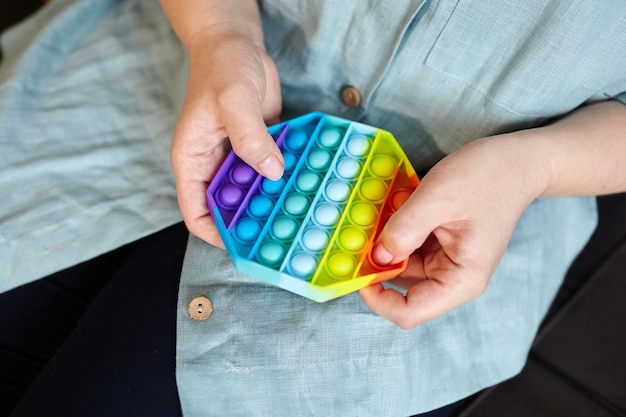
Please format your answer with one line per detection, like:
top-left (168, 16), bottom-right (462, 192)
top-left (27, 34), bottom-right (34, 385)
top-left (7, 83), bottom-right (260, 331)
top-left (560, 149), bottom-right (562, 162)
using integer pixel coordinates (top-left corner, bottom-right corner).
top-left (206, 112), bottom-right (420, 302)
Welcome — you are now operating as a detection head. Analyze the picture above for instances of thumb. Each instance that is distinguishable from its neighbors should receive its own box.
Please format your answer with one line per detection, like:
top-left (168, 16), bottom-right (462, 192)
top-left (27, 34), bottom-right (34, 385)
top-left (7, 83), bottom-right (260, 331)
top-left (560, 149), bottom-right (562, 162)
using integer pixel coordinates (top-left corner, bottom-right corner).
top-left (219, 88), bottom-right (284, 180)
top-left (371, 190), bottom-right (441, 266)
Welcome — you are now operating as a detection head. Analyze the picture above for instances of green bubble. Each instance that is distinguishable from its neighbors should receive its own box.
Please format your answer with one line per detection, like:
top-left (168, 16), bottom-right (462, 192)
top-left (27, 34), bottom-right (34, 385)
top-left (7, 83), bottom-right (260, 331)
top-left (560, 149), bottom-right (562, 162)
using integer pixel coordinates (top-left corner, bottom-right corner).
top-left (284, 193), bottom-right (310, 216)
top-left (307, 149), bottom-right (332, 170)
top-left (318, 128), bottom-right (343, 148)
top-left (296, 171), bottom-right (321, 193)
top-left (272, 216), bottom-right (298, 240)
top-left (258, 241), bottom-right (286, 266)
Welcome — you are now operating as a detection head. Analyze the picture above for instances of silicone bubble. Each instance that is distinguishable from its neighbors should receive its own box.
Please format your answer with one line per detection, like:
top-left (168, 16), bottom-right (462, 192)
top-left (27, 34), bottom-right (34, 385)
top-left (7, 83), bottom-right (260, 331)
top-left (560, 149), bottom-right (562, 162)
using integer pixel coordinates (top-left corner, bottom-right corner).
top-left (285, 130), bottom-right (309, 152)
top-left (369, 155), bottom-right (397, 178)
top-left (307, 149), bottom-right (332, 170)
top-left (248, 194), bottom-right (274, 218)
top-left (338, 226), bottom-right (367, 252)
top-left (314, 203), bottom-right (341, 227)
top-left (258, 241), bottom-right (286, 267)
top-left (271, 215), bottom-right (299, 240)
top-left (290, 252), bottom-right (317, 277)
top-left (235, 218), bottom-right (261, 243)
top-left (318, 127), bottom-right (343, 148)
top-left (283, 152), bottom-right (298, 173)
top-left (325, 180), bottom-right (351, 203)
top-left (391, 189), bottom-right (413, 211)
top-left (284, 193), bottom-right (310, 216)
top-left (336, 157), bottom-right (361, 180)
top-left (346, 135), bottom-right (371, 157)
top-left (217, 184), bottom-right (244, 209)
top-left (302, 227), bottom-right (330, 251)
top-left (327, 252), bottom-right (356, 278)
top-left (349, 202), bottom-right (377, 227)
top-left (261, 177), bottom-right (286, 195)
top-left (360, 178), bottom-right (387, 202)
top-left (296, 171), bottom-right (321, 193)
top-left (230, 164), bottom-right (256, 185)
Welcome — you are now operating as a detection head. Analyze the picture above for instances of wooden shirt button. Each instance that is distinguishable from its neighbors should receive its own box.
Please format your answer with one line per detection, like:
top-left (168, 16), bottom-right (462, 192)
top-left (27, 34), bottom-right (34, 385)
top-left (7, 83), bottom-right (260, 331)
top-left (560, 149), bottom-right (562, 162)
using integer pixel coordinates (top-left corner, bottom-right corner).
top-left (340, 85), bottom-right (361, 107)
top-left (188, 296), bottom-right (213, 320)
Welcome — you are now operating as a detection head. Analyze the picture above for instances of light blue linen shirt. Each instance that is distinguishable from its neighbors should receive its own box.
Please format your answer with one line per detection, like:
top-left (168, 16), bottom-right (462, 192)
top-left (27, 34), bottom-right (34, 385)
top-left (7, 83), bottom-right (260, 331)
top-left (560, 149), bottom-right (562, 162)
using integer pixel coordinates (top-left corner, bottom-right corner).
top-left (2, 0), bottom-right (625, 416)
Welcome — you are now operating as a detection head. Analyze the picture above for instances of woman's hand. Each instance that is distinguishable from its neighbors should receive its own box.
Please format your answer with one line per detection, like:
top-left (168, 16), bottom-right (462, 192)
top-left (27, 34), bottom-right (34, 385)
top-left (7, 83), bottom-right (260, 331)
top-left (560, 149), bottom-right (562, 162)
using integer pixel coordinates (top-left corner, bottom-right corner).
top-left (360, 100), bottom-right (626, 329)
top-left (360, 136), bottom-right (548, 329)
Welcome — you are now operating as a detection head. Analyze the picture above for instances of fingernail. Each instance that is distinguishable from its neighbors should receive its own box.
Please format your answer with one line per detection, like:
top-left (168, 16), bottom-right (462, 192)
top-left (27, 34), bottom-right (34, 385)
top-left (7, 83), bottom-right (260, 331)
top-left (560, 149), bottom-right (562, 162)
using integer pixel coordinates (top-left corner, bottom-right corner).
top-left (372, 242), bottom-right (394, 266)
top-left (258, 155), bottom-right (284, 180)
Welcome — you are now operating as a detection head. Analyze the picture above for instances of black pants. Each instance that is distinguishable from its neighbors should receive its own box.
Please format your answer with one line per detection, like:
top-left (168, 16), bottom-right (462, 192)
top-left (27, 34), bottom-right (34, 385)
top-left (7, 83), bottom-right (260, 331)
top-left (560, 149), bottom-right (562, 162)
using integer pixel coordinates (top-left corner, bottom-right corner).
top-left (0, 223), bottom-right (470, 417)
top-left (0, 223), bottom-right (187, 417)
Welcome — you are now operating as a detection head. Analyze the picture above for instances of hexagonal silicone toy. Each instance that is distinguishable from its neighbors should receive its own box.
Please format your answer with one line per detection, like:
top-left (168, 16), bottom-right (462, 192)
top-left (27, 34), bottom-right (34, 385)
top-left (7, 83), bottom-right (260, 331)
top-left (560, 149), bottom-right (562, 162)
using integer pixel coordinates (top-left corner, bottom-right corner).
top-left (206, 112), bottom-right (420, 302)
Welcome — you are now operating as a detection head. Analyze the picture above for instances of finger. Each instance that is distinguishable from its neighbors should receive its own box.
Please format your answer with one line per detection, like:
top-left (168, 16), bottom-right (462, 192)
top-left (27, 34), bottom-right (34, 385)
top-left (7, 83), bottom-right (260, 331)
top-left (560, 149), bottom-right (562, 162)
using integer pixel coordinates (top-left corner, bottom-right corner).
top-left (175, 177), bottom-right (226, 249)
top-left (359, 276), bottom-right (470, 330)
top-left (371, 189), bottom-right (445, 267)
top-left (387, 251), bottom-right (428, 290)
top-left (169, 119), bottom-right (227, 247)
top-left (218, 85), bottom-right (284, 180)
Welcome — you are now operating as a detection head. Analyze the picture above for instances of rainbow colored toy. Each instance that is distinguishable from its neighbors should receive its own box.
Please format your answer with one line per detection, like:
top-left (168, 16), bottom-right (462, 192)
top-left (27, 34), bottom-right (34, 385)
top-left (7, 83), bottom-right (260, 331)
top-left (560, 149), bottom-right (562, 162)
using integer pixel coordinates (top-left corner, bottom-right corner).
top-left (206, 112), bottom-right (419, 302)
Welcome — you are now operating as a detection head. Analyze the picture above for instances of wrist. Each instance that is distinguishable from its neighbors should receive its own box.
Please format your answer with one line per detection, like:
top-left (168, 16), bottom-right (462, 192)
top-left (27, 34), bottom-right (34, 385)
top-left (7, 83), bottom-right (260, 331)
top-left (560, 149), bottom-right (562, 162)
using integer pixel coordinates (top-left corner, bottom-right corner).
top-left (500, 132), bottom-right (552, 203)
top-left (160, 0), bottom-right (266, 54)
top-left (469, 133), bottom-right (551, 210)
top-left (185, 22), bottom-right (266, 59)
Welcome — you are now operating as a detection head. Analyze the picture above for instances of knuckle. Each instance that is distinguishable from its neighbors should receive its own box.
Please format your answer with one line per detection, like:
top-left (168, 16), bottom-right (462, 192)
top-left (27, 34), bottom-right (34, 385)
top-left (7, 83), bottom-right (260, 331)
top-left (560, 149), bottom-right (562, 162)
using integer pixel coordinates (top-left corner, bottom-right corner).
top-left (382, 211), bottom-right (425, 253)
top-left (383, 226), bottom-right (415, 257)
